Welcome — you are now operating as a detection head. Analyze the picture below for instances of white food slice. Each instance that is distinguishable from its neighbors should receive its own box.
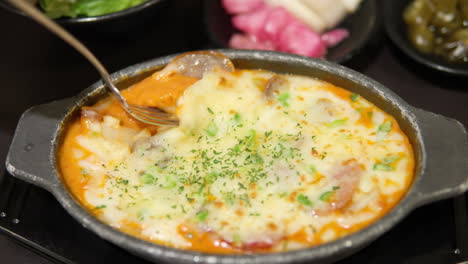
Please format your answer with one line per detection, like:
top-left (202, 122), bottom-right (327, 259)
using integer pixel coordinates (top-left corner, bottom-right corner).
top-left (264, 0), bottom-right (327, 32)
top-left (340, 0), bottom-right (363, 12)
top-left (300, 0), bottom-right (348, 30)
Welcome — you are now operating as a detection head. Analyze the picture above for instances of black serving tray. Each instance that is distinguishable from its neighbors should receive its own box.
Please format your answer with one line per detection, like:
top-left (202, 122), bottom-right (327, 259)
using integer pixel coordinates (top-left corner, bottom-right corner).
top-left (1, 1), bottom-right (468, 263)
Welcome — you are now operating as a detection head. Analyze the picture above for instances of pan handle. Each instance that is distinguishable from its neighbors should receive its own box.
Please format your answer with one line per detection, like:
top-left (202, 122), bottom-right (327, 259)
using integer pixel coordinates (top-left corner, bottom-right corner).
top-left (412, 107), bottom-right (468, 206)
top-left (5, 98), bottom-right (75, 193)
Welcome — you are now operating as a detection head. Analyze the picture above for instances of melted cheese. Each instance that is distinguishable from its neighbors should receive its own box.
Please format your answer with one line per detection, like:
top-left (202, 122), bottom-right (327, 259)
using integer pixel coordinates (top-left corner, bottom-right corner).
top-left (59, 69), bottom-right (414, 253)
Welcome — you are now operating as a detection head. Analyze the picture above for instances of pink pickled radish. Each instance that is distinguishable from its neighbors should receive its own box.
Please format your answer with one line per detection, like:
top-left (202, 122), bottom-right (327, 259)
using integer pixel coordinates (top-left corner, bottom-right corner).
top-left (262, 7), bottom-right (292, 42)
top-left (322, 28), bottom-right (350, 47)
top-left (231, 7), bottom-right (272, 41)
top-left (277, 21), bottom-right (327, 58)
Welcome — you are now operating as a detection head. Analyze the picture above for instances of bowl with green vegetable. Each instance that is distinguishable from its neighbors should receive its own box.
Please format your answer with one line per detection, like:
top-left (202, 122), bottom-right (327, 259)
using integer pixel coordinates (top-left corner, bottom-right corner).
top-left (385, 0), bottom-right (468, 76)
top-left (0, 0), bottom-right (169, 33)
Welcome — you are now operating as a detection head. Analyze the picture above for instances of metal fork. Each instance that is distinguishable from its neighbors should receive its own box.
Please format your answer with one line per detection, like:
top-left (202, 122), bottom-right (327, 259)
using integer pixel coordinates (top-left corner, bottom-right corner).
top-left (9, 0), bottom-right (178, 127)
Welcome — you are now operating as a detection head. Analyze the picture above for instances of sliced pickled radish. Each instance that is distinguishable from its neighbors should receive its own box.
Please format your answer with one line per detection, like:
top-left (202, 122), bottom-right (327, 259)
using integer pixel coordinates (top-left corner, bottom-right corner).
top-left (322, 28), bottom-right (350, 47)
top-left (158, 51), bottom-right (235, 79)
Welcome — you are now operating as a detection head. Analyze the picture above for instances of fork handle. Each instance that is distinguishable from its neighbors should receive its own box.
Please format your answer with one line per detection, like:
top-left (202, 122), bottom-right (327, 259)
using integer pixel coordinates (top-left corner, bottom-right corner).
top-left (8, 0), bottom-right (125, 106)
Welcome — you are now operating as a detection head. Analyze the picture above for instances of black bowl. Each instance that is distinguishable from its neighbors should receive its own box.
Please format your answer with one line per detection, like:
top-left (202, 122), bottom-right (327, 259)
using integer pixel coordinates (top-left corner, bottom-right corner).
top-left (0, 0), bottom-right (169, 34)
top-left (384, 0), bottom-right (468, 77)
top-left (203, 0), bottom-right (379, 64)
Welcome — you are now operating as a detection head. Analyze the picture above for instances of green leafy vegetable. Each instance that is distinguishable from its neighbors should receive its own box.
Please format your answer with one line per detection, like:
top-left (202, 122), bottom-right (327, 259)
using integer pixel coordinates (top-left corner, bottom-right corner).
top-left (297, 194), bottom-right (313, 207)
top-left (39, 0), bottom-right (147, 19)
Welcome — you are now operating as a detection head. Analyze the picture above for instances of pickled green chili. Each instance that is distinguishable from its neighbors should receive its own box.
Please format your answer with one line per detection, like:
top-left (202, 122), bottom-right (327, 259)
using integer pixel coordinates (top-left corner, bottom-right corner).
top-left (404, 0), bottom-right (468, 63)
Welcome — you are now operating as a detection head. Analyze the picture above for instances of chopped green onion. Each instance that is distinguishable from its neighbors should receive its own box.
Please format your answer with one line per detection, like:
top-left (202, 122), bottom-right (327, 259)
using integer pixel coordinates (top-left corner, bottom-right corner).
top-left (297, 194), bottom-right (313, 207)
top-left (378, 121), bottom-right (392, 133)
top-left (164, 176), bottom-right (177, 189)
top-left (205, 121), bottom-right (218, 137)
top-left (309, 165), bottom-right (317, 174)
top-left (350, 93), bottom-right (359, 102)
top-left (373, 163), bottom-right (394, 171)
top-left (233, 112), bottom-right (242, 123)
top-left (140, 173), bottom-right (154, 184)
top-left (319, 191), bottom-right (333, 201)
top-left (207, 107), bottom-right (214, 114)
top-left (195, 210), bottom-right (208, 222)
top-left (319, 186), bottom-right (340, 202)
top-left (277, 92), bottom-right (290, 107)
top-left (328, 119), bottom-right (347, 128)
top-left (95, 205), bottom-right (106, 209)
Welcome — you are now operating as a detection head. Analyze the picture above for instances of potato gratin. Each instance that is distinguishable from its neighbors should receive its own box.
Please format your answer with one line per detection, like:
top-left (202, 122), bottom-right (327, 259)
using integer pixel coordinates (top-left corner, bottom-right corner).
top-left (59, 56), bottom-right (414, 253)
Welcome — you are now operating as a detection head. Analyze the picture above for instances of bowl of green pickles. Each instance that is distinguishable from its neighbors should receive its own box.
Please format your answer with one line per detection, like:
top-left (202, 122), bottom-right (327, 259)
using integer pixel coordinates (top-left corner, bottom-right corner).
top-left (0, 0), bottom-right (169, 33)
top-left (385, 0), bottom-right (468, 76)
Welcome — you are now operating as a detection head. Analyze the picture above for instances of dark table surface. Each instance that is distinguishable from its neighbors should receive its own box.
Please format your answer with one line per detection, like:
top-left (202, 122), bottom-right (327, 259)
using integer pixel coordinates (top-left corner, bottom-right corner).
top-left (0, 0), bottom-right (467, 263)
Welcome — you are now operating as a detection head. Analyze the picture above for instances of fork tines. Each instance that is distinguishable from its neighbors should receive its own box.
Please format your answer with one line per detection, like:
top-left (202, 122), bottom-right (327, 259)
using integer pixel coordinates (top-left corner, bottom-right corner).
top-left (127, 104), bottom-right (179, 127)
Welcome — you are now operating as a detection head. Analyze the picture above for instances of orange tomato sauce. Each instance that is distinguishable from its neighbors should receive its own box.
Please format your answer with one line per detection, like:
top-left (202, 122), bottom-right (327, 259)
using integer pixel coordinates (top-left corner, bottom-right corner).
top-left (58, 70), bottom-right (414, 253)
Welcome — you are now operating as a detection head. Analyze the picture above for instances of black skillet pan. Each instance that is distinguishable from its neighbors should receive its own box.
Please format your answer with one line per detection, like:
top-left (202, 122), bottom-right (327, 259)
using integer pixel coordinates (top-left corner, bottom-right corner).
top-left (5, 50), bottom-right (468, 264)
